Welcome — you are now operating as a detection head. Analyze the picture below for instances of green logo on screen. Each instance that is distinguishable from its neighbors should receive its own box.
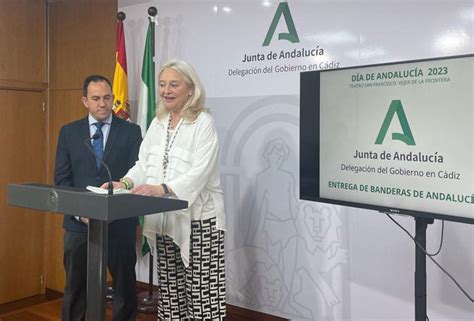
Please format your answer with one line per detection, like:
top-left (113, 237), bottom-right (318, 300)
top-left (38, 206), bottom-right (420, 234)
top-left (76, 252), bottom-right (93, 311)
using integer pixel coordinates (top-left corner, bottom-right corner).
top-left (262, 2), bottom-right (300, 46)
top-left (375, 100), bottom-right (416, 145)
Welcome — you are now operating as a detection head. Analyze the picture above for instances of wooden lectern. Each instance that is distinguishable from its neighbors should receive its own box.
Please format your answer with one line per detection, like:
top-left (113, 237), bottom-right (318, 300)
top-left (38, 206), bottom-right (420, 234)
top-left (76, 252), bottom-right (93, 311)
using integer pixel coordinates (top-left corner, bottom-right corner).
top-left (7, 183), bottom-right (188, 321)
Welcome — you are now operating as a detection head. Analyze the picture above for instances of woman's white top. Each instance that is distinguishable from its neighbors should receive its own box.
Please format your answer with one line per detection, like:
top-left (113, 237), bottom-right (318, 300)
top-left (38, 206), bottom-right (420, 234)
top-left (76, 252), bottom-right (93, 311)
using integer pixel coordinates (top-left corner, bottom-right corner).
top-left (125, 111), bottom-right (225, 266)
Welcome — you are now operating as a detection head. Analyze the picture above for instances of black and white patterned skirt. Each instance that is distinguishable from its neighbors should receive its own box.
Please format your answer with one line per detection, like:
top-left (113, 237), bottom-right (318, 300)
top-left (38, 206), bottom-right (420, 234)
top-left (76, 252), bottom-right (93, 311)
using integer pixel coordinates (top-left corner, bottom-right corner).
top-left (156, 217), bottom-right (226, 320)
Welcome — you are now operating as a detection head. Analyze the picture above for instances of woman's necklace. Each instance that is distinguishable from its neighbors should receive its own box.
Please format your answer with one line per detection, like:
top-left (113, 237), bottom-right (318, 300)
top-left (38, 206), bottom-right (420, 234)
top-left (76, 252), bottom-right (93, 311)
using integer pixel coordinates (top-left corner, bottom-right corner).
top-left (162, 114), bottom-right (183, 179)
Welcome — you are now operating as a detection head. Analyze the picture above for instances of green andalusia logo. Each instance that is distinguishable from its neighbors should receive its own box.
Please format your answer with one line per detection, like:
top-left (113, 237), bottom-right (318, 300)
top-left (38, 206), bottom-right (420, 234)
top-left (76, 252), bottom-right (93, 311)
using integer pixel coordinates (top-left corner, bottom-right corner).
top-left (262, 2), bottom-right (300, 46)
top-left (375, 100), bottom-right (416, 145)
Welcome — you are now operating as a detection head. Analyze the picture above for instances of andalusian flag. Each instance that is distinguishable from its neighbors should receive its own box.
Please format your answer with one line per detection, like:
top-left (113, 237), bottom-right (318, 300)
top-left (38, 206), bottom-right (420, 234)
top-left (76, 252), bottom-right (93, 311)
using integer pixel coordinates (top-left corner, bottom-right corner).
top-left (112, 19), bottom-right (130, 120)
top-left (136, 18), bottom-right (156, 137)
top-left (137, 17), bottom-right (157, 255)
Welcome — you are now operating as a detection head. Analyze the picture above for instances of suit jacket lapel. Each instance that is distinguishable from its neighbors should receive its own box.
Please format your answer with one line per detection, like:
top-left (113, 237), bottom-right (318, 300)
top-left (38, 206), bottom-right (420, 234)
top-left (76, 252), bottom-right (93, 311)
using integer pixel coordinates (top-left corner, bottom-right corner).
top-left (80, 117), bottom-right (97, 167)
top-left (103, 115), bottom-right (120, 162)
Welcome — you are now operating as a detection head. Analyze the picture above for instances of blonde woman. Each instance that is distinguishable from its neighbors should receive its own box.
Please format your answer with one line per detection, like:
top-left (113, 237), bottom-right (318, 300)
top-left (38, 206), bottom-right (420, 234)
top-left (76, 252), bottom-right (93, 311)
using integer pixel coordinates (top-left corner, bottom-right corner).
top-left (108, 60), bottom-right (226, 320)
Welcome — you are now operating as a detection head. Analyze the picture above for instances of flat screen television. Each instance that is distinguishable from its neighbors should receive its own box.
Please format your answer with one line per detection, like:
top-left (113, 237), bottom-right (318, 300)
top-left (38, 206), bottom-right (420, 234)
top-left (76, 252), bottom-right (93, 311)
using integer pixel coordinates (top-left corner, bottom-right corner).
top-left (300, 54), bottom-right (474, 224)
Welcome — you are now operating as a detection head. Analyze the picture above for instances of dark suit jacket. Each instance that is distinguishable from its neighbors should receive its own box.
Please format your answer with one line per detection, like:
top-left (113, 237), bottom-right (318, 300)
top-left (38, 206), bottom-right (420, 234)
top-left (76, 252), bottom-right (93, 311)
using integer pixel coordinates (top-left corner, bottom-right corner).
top-left (54, 114), bottom-right (142, 233)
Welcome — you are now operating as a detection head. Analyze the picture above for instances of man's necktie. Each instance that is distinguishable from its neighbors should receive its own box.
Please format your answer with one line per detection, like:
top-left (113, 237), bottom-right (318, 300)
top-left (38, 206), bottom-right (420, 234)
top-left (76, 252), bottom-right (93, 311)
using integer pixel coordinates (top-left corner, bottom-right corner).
top-left (92, 122), bottom-right (104, 169)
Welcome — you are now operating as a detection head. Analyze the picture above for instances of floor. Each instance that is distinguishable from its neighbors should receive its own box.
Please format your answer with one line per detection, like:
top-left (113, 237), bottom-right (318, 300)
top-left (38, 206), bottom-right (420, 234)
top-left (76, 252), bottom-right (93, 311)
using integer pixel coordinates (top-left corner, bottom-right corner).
top-left (0, 295), bottom-right (288, 321)
top-left (0, 299), bottom-right (153, 321)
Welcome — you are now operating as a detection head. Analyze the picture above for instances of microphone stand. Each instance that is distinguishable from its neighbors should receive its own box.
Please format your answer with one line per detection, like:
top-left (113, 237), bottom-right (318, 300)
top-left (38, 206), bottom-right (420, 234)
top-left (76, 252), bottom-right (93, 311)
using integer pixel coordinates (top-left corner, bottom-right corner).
top-left (84, 134), bottom-right (114, 196)
top-left (84, 132), bottom-right (114, 300)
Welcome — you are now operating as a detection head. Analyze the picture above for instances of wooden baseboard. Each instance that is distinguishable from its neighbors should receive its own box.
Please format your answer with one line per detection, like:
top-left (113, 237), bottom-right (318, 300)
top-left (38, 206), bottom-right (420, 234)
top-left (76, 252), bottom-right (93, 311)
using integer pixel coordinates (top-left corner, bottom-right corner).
top-left (0, 289), bottom-right (62, 314)
top-left (45, 288), bottom-right (63, 300)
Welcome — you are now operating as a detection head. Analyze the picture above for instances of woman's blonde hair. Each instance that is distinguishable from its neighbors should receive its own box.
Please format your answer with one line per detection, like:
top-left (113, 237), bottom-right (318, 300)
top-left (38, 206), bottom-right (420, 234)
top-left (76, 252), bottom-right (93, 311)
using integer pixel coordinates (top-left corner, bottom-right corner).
top-left (156, 59), bottom-right (207, 121)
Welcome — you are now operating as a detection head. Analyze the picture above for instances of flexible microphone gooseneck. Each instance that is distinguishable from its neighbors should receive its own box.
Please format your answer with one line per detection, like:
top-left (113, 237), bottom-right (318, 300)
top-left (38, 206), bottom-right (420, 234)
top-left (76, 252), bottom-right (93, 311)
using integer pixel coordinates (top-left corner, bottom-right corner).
top-left (83, 134), bottom-right (114, 195)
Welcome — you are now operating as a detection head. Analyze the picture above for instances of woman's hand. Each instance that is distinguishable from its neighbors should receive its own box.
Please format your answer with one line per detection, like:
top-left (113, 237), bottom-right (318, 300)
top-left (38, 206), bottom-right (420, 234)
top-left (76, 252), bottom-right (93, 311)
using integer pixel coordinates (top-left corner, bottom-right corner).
top-left (131, 184), bottom-right (166, 197)
top-left (99, 181), bottom-right (125, 189)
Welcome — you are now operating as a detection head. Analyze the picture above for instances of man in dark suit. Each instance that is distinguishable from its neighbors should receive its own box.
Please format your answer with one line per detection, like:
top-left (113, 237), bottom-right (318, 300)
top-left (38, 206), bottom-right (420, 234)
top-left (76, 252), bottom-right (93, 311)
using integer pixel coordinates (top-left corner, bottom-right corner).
top-left (54, 75), bottom-right (142, 321)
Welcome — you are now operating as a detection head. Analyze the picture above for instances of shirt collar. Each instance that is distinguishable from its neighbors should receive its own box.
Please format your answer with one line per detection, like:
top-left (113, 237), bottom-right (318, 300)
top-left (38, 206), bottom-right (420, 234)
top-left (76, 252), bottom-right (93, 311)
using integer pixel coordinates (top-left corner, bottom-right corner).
top-left (88, 114), bottom-right (112, 126)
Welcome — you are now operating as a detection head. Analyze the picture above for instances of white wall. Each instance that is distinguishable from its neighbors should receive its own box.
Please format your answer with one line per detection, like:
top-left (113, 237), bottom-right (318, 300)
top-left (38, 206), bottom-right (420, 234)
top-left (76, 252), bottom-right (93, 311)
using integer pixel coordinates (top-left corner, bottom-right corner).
top-left (119, 1), bottom-right (474, 320)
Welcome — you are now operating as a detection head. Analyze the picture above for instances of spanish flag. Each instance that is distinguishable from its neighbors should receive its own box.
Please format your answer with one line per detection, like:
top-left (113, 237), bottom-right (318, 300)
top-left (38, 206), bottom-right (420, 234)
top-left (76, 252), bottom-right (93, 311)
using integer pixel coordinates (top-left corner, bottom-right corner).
top-left (112, 18), bottom-right (130, 120)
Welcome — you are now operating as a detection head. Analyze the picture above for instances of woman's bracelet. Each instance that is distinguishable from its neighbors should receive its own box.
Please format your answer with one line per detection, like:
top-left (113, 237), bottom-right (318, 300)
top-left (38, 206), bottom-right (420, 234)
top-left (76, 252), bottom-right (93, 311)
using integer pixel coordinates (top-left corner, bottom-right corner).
top-left (120, 177), bottom-right (133, 190)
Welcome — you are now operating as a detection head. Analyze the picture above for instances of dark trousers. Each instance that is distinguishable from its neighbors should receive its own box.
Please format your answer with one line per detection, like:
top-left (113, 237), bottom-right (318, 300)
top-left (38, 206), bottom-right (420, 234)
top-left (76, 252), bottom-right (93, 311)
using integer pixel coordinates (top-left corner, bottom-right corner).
top-left (61, 221), bottom-right (138, 321)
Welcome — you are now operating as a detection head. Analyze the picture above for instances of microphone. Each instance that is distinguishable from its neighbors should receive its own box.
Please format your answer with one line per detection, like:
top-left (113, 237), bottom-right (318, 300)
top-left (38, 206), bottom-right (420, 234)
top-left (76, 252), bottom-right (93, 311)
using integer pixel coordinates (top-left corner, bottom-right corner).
top-left (83, 134), bottom-right (114, 195)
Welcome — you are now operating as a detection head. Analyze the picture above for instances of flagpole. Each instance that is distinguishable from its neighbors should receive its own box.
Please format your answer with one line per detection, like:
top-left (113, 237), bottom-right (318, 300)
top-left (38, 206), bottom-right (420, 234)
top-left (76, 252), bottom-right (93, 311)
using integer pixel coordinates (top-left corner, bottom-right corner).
top-left (137, 6), bottom-right (159, 315)
top-left (148, 5), bottom-right (157, 304)
top-left (149, 6), bottom-right (157, 57)
top-left (105, 10), bottom-right (128, 304)
top-left (117, 11), bottom-right (125, 22)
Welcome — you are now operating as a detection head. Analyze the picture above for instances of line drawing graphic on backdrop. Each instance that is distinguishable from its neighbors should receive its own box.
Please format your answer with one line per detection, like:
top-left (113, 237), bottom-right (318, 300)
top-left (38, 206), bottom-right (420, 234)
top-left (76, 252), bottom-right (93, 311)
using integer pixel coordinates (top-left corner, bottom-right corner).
top-left (245, 137), bottom-right (300, 314)
top-left (159, 16), bottom-right (171, 64)
top-left (292, 203), bottom-right (347, 320)
top-left (171, 14), bottom-right (183, 58)
top-left (218, 96), bottom-right (348, 320)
